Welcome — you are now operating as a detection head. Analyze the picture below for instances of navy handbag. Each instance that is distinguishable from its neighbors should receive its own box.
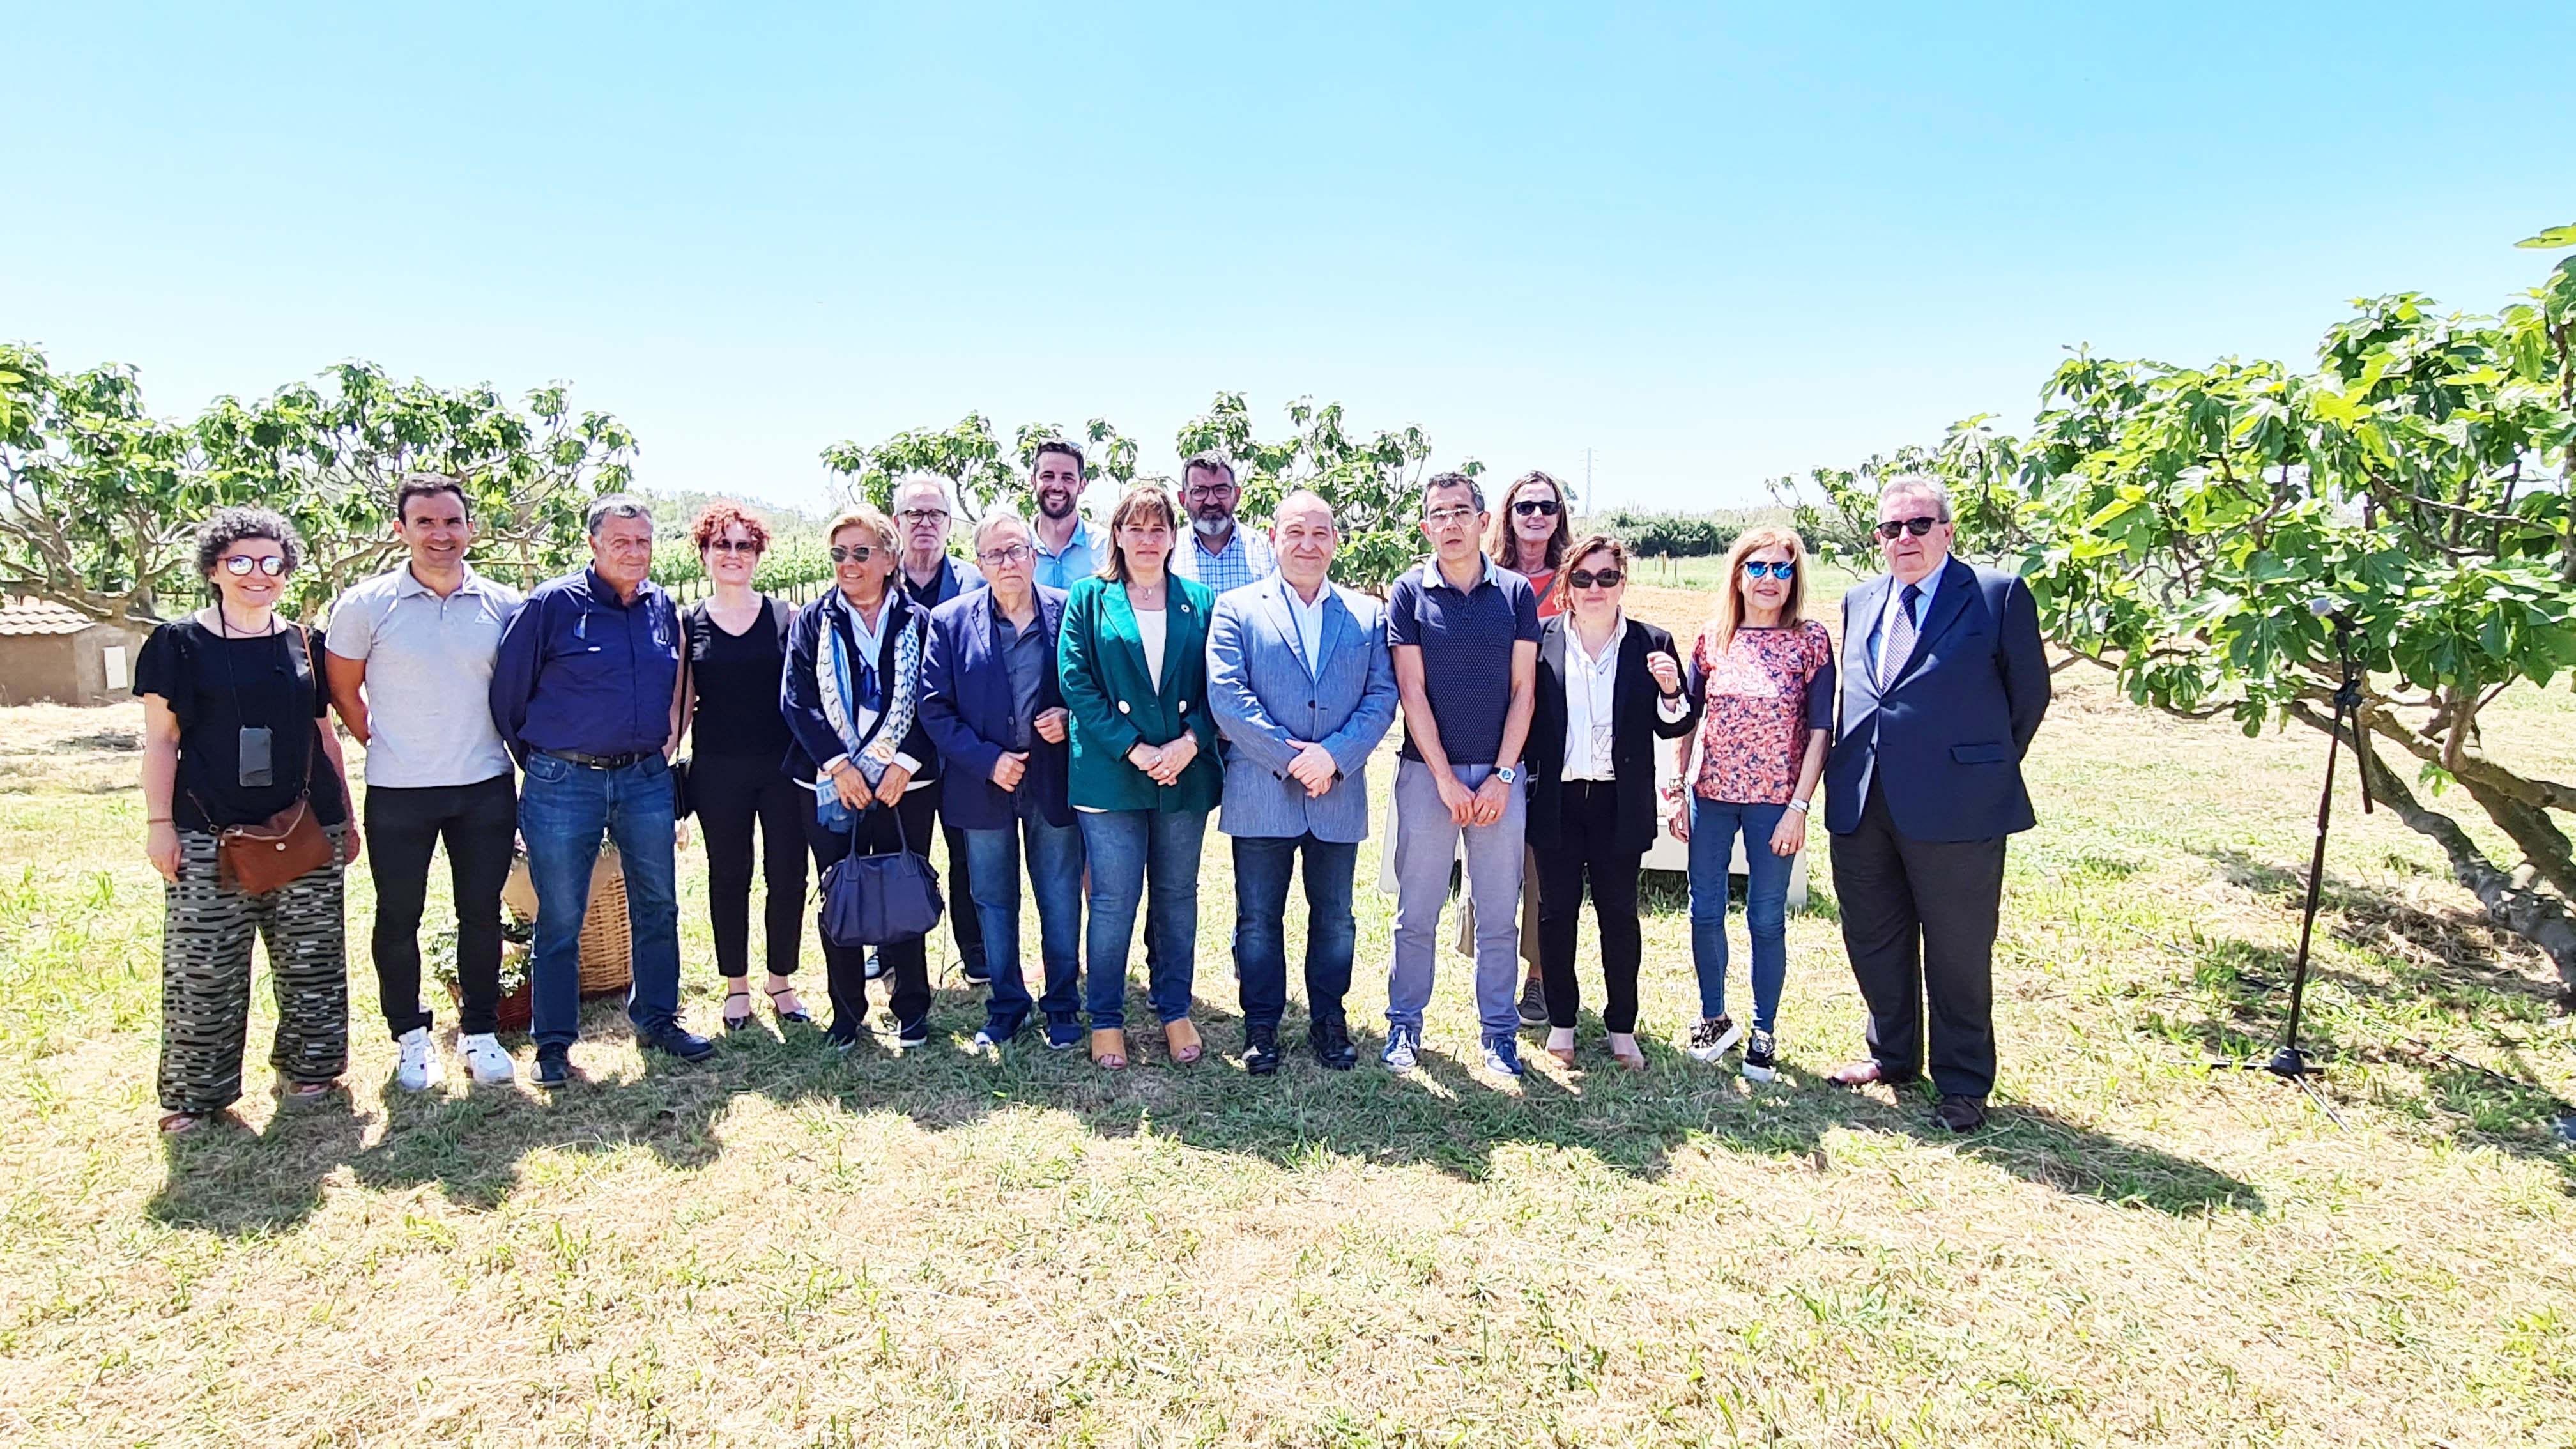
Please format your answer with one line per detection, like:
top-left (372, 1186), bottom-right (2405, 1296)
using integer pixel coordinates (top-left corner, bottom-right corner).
top-left (818, 800), bottom-right (944, 946)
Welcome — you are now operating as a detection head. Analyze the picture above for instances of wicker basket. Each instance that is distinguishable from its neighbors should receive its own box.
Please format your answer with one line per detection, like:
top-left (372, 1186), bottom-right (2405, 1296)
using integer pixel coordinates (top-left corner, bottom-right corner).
top-left (501, 846), bottom-right (635, 998)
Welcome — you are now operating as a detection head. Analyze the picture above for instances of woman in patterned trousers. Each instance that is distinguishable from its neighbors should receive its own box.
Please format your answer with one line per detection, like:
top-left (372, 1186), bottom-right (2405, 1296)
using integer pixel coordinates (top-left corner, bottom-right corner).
top-left (137, 508), bottom-right (358, 1133)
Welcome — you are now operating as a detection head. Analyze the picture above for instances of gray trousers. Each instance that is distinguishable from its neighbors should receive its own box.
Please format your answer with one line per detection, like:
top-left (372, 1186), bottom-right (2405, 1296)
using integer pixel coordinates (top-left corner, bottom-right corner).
top-left (1386, 758), bottom-right (1527, 1038)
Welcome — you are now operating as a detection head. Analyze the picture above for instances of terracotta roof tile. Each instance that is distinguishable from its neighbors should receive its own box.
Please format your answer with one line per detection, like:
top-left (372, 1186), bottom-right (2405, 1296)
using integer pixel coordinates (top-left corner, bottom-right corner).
top-left (0, 601), bottom-right (109, 636)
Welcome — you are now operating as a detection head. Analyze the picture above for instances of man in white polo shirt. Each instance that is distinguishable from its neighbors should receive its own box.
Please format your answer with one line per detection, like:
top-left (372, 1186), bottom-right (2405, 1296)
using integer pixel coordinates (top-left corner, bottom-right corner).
top-left (324, 475), bottom-right (524, 1090)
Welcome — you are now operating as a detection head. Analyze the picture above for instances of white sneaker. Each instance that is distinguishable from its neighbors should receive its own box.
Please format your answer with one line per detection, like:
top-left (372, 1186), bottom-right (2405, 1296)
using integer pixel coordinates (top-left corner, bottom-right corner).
top-left (394, 1027), bottom-right (441, 1091)
top-left (457, 1032), bottom-right (516, 1086)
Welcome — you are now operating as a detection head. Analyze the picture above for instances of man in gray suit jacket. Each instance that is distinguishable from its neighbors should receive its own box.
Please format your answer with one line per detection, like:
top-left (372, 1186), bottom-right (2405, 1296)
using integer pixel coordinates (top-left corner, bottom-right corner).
top-left (1206, 491), bottom-right (1400, 1073)
top-left (1823, 474), bottom-right (2051, 1133)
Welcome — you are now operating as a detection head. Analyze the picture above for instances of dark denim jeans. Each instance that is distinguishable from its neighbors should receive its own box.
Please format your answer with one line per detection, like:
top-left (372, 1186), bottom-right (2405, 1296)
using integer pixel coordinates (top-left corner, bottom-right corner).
top-left (1687, 795), bottom-right (1793, 1031)
top-left (518, 752), bottom-right (682, 1048)
top-left (1231, 832), bottom-right (1359, 1033)
top-left (1075, 808), bottom-right (1207, 1031)
top-left (965, 811), bottom-right (1086, 1037)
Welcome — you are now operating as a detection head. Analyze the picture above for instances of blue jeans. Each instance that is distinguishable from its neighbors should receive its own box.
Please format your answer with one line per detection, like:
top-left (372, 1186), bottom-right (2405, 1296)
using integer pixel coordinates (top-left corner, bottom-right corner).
top-left (1232, 833), bottom-right (1360, 1032)
top-left (966, 812), bottom-right (1086, 1036)
top-left (1076, 808), bottom-right (1208, 1031)
top-left (1687, 796), bottom-right (1792, 1031)
top-left (519, 752), bottom-right (682, 1048)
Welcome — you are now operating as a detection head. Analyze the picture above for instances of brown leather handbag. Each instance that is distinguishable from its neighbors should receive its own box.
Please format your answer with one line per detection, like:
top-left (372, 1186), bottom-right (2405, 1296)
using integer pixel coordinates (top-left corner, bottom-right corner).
top-left (196, 628), bottom-right (339, 894)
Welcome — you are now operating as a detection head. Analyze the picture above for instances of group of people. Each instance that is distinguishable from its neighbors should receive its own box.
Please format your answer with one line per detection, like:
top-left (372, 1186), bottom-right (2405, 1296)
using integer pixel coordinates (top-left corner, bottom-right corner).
top-left (137, 443), bottom-right (2050, 1139)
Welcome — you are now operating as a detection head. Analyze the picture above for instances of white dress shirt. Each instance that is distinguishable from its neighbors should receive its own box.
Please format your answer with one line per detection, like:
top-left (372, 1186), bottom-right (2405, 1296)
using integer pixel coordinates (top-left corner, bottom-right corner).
top-left (1561, 618), bottom-right (1627, 781)
top-left (1283, 580), bottom-right (1331, 675)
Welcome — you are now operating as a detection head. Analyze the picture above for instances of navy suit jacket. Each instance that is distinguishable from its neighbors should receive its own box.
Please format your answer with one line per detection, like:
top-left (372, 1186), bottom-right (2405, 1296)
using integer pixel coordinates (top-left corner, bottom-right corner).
top-left (919, 586), bottom-right (1073, 832)
top-left (1824, 556), bottom-right (2050, 842)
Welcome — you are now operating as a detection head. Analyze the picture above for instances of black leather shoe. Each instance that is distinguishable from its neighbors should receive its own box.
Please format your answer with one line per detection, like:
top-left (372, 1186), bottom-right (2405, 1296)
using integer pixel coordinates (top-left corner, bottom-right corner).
top-left (1244, 1027), bottom-right (1280, 1076)
top-left (961, 951), bottom-right (992, 986)
top-left (1932, 1094), bottom-right (1988, 1133)
top-left (1310, 1018), bottom-right (1357, 1071)
top-left (533, 1043), bottom-right (571, 1088)
top-left (640, 1023), bottom-right (716, 1062)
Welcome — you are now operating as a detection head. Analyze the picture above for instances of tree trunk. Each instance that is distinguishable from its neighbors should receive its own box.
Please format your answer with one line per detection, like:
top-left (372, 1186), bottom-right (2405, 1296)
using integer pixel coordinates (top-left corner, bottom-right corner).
top-left (2302, 703), bottom-right (2576, 1006)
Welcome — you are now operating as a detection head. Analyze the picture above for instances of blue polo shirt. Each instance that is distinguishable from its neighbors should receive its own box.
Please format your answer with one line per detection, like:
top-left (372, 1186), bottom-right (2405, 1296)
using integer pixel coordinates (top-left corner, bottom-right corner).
top-left (1384, 553), bottom-right (1542, 766)
top-left (488, 567), bottom-right (682, 761)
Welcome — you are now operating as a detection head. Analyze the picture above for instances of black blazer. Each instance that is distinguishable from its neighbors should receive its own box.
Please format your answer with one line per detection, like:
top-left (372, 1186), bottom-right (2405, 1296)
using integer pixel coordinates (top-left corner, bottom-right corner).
top-left (1524, 615), bottom-right (1696, 855)
top-left (779, 587), bottom-right (938, 786)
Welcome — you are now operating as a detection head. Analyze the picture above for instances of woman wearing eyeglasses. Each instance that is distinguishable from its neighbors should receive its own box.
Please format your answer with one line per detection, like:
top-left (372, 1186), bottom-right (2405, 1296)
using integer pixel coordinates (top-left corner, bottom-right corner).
top-left (781, 504), bottom-right (944, 1047)
top-left (679, 503), bottom-right (809, 1032)
top-left (1521, 535), bottom-right (1694, 1070)
top-left (1489, 470), bottom-right (1575, 1026)
top-left (135, 507), bottom-right (356, 1133)
top-left (1671, 526), bottom-right (1833, 1082)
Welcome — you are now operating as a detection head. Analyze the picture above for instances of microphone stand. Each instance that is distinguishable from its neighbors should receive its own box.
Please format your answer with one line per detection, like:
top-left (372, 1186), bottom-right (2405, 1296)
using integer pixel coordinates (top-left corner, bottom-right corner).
top-left (2211, 610), bottom-right (2370, 1128)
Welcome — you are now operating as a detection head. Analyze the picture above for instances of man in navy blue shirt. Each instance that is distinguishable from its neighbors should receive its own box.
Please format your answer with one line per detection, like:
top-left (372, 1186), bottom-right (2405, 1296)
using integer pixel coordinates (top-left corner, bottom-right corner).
top-left (1383, 473), bottom-right (1542, 1078)
top-left (489, 494), bottom-right (709, 1085)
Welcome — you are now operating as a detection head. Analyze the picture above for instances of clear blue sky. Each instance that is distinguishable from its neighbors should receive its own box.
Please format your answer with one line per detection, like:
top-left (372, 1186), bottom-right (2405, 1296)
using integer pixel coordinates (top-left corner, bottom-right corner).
top-left (8, 1), bottom-right (2570, 513)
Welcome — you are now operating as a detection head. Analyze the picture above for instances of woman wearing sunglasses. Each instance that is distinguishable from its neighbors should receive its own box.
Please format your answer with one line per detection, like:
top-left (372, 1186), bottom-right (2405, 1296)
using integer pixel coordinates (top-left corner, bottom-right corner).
top-left (1487, 471), bottom-right (1574, 1027)
top-left (1671, 526), bottom-right (1833, 1082)
top-left (781, 502), bottom-right (943, 1048)
top-left (135, 507), bottom-right (357, 1133)
top-left (1521, 534), bottom-right (1694, 1070)
top-left (678, 503), bottom-right (809, 1032)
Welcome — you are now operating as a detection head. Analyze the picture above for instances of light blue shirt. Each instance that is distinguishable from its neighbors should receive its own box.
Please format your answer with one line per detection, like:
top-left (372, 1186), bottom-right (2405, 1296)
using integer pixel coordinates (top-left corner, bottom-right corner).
top-left (1171, 525), bottom-right (1277, 595)
top-left (1869, 567), bottom-right (1942, 675)
top-left (1282, 578), bottom-right (1331, 676)
top-left (1032, 518), bottom-right (1105, 592)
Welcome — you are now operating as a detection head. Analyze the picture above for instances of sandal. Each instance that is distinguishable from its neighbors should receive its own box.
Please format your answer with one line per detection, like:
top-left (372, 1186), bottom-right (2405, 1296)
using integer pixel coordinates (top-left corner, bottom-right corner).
top-left (1090, 1027), bottom-right (1128, 1071)
top-left (723, 986), bottom-right (755, 1032)
top-left (276, 1078), bottom-right (337, 1106)
top-left (158, 1112), bottom-right (203, 1135)
top-left (1607, 1033), bottom-right (1646, 1071)
top-left (765, 985), bottom-right (811, 1025)
top-left (1163, 1018), bottom-right (1203, 1066)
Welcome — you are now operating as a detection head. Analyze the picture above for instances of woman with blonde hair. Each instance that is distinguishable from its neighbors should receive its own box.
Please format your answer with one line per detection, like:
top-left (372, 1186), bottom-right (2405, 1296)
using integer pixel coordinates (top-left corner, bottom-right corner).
top-left (1671, 525), bottom-right (1834, 1082)
top-left (1057, 483), bottom-right (1222, 1070)
top-left (781, 502), bottom-right (943, 1047)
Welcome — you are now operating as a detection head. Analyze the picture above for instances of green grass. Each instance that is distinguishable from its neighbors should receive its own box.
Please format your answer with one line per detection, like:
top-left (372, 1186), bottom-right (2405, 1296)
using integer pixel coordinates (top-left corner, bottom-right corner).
top-left (0, 589), bottom-right (2571, 1445)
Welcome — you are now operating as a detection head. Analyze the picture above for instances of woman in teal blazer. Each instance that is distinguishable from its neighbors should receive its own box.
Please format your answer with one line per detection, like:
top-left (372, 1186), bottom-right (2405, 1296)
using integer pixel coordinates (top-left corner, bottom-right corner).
top-left (1058, 483), bottom-right (1223, 1070)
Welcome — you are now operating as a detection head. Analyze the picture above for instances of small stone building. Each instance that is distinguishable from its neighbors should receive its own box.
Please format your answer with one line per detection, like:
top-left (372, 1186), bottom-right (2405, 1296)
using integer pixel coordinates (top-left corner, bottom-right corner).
top-left (0, 600), bottom-right (147, 707)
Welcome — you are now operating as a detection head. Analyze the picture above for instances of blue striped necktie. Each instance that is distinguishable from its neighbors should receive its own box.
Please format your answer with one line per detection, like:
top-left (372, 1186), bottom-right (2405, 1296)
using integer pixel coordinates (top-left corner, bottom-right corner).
top-left (1879, 583), bottom-right (1922, 689)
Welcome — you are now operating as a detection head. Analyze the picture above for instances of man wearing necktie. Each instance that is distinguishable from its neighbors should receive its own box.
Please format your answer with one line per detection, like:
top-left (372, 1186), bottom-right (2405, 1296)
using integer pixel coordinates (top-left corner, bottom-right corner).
top-left (1821, 475), bottom-right (2051, 1132)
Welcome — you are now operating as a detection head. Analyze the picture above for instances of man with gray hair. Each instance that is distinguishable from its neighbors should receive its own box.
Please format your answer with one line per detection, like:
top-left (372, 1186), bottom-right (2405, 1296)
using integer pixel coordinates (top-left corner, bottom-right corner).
top-left (489, 492), bottom-right (705, 1088)
top-left (1821, 474), bottom-right (2050, 1133)
top-left (886, 473), bottom-right (992, 985)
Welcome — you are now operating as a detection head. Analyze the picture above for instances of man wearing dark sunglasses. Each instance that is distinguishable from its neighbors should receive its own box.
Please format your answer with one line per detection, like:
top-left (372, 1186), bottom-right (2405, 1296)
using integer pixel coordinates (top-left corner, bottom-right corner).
top-left (1821, 476), bottom-right (2050, 1133)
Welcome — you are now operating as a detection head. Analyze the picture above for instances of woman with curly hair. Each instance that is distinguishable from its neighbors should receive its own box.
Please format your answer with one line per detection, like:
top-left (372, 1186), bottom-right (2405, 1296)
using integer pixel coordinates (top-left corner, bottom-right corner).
top-left (137, 507), bottom-right (356, 1133)
top-left (678, 502), bottom-right (810, 1031)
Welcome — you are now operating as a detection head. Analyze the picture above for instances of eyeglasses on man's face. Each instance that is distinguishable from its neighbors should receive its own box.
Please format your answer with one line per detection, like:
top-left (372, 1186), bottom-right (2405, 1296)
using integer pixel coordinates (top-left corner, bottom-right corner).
top-left (1742, 560), bottom-right (1796, 579)
top-left (976, 542), bottom-right (1033, 567)
top-left (1424, 506), bottom-right (1478, 529)
top-left (828, 544), bottom-right (880, 564)
top-left (897, 509), bottom-right (950, 526)
top-left (1876, 516), bottom-right (1942, 540)
top-left (219, 554), bottom-right (288, 577)
top-left (1512, 498), bottom-right (1560, 518)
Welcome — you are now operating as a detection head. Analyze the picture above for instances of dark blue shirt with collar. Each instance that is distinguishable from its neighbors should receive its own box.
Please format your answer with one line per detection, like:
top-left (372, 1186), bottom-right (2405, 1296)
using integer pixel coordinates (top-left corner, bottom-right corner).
top-left (488, 566), bottom-right (682, 762)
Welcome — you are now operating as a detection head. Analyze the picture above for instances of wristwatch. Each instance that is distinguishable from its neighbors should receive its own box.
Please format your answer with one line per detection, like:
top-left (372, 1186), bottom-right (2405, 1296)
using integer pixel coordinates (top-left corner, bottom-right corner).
top-left (1492, 765), bottom-right (1518, 785)
top-left (1786, 799), bottom-right (1811, 815)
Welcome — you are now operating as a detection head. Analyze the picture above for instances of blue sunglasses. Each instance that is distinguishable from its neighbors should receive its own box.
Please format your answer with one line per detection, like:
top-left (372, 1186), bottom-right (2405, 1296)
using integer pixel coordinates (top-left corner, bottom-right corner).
top-left (1742, 560), bottom-right (1797, 579)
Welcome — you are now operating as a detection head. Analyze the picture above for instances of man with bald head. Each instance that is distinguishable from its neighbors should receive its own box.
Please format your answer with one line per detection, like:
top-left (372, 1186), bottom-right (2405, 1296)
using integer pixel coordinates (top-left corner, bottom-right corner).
top-left (1206, 491), bottom-right (1399, 1073)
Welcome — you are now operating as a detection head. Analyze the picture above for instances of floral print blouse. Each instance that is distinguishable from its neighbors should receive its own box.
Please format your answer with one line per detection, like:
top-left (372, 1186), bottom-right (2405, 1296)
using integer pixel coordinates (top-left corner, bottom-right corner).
top-left (1687, 618), bottom-right (1836, 805)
